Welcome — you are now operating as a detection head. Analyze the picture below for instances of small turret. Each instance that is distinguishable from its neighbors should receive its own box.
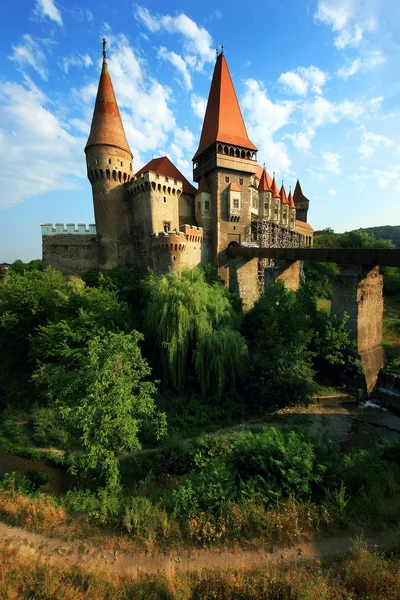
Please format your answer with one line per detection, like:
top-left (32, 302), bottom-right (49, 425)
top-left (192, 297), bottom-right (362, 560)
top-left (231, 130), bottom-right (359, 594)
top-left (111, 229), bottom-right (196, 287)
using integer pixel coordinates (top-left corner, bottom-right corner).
top-left (85, 39), bottom-right (133, 268)
top-left (270, 174), bottom-right (280, 224)
top-left (258, 168), bottom-right (272, 218)
top-left (293, 179), bottom-right (310, 223)
top-left (280, 183), bottom-right (289, 227)
top-left (287, 188), bottom-right (296, 229)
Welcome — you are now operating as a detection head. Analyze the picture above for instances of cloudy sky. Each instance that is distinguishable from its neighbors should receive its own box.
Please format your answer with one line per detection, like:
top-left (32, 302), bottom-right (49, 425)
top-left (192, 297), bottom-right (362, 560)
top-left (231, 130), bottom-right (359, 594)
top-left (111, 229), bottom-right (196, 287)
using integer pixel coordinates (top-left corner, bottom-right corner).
top-left (1, 0), bottom-right (400, 261)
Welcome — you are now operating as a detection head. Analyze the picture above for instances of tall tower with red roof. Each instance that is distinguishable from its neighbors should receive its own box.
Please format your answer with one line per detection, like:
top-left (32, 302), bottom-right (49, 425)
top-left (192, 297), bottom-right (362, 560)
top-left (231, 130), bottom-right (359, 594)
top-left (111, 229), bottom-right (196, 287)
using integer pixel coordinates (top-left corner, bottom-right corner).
top-left (192, 51), bottom-right (258, 279)
top-left (85, 39), bottom-right (134, 268)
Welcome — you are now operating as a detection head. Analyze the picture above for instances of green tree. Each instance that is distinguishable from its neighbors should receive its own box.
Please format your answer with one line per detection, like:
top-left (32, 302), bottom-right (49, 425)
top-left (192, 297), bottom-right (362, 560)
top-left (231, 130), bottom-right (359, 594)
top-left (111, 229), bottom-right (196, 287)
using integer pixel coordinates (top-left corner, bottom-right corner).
top-left (144, 268), bottom-right (245, 393)
top-left (33, 331), bottom-right (165, 490)
top-left (243, 281), bottom-right (316, 408)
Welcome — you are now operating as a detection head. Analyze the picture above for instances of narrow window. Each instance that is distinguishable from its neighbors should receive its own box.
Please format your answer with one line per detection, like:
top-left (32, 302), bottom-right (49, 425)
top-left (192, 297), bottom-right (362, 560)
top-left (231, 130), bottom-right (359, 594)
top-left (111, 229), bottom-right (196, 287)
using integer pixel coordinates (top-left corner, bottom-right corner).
top-left (163, 196), bottom-right (167, 203)
top-left (233, 199), bottom-right (239, 209)
top-left (108, 159), bottom-right (112, 165)
top-left (239, 178), bottom-right (243, 185)
top-left (120, 161), bottom-right (123, 167)
top-left (163, 222), bottom-right (170, 233)
top-left (225, 176), bottom-right (230, 183)
top-left (205, 201), bottom-right (210, 210)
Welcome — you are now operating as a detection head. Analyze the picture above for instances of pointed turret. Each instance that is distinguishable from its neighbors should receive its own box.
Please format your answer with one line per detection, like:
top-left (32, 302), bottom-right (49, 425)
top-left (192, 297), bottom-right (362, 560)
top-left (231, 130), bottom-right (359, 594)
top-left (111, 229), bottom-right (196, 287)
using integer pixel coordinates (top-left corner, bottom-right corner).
top-left (85, 50), bottom-right (132, 156)
top-left (270, 175), bottom-right (280, 198)
top-left (288, 189), bottom-right (295, 209)
top-left (258, 169), bottom-right (272, 192)
top-left (280, 184), bottom-right (288, 205)
top-left (85, 40), bottom-right (134, 269)
top-left (193, 53), bottom-right (257, 160)
top-left (293, 180), bottom-right (310, 223)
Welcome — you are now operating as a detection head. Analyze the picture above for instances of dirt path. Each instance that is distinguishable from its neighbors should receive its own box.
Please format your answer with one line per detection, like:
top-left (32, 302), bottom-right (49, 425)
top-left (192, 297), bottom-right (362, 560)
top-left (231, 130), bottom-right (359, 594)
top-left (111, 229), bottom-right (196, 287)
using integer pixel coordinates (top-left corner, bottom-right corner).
top-left (0, 521), bottom-right (399, 575)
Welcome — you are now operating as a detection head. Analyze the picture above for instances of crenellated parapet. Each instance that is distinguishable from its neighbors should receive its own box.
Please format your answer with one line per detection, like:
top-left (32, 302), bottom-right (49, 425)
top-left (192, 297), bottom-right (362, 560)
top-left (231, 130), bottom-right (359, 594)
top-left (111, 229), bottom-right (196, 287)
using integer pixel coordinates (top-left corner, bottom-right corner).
top-left (151, 225), bottom-right (210, 253)
top-left (126, 171), bottom-right (183, 197)
top-left (41, 223), bottom-right (96, 236)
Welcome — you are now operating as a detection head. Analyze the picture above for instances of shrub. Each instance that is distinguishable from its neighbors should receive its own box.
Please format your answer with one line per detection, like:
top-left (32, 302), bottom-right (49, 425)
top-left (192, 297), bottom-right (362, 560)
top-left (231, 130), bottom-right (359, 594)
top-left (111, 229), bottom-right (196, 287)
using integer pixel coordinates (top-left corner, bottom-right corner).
top-left (31, 404), bottom-right (69, 448)
top-left (122, 496), bottom-right (170, 539)
top-left (0, 489), bottom-right (67, 528)
top-left (63, 488), bottom-right (122, 526)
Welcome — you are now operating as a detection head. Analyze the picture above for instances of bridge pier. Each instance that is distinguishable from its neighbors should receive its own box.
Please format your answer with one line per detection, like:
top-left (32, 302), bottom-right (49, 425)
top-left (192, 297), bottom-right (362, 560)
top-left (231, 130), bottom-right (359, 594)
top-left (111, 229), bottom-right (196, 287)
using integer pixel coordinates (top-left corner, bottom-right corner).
top-left (228, 257), bottom-right (260, 311)
top-left (264, 260), bottom-right (302, 291)
top-left (331, 265), bottom-right (385, 391)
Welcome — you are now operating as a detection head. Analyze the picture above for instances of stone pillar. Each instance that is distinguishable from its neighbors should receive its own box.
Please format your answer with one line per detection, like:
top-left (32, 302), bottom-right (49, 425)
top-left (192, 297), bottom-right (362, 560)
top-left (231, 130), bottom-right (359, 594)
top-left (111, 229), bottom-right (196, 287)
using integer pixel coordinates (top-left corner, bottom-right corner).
top-left (228, 257), bottom-right (260, 312)
top-left (331, 265), bottom-right (385, 391)
top-left (264, 260), bottom-right (302, 291)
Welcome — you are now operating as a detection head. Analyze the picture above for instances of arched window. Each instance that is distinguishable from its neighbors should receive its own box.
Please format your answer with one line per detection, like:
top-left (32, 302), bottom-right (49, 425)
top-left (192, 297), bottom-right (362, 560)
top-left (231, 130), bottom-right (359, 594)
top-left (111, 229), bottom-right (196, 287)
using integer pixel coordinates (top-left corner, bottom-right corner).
top-left (229, 147), bottom-right (234, 156)
top-left (106, 169), bottom-right (110, 180)
top-left (241, 150), bottom-right (245, 158)
top-left (235, 148), bottom-right (240, 157)
top-left (118, 171), bottom-right (122, 182)
top-left (224, 146), bottom-right (228, 155)
top-left (217, 144), bottom-right (222, 153)
top-left (112, 170), bottom-right (117, 181)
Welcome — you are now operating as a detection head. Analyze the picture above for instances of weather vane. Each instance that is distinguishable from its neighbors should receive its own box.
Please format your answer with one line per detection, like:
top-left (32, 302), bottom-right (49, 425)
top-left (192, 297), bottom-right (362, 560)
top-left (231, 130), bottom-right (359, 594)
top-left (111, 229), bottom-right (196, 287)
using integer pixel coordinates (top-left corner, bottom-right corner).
top-left (102, 38), bottom-right (107, 59)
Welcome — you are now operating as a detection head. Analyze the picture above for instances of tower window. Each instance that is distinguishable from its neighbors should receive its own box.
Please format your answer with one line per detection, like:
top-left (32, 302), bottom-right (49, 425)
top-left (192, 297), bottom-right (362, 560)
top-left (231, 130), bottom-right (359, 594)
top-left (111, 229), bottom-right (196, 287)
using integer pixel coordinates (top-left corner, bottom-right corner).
top-left (225, 177), bottom-right (230, 183)
top-left (205, 201), bottom-right (210, 210)
top-left (233, 199), bottom-right (239, 209)
top-left (163, 196), bottom-right (167, 203)
top-left (95, 158), bottom-right (99, 165)
top-left (120, 161), bottom-right (123, 167)
top-left (163, 222), bottom-right (170, 233)
top-left (239, 178), bottom-right (243, 185)
top-left (108, 159), bottom-right (112, 164)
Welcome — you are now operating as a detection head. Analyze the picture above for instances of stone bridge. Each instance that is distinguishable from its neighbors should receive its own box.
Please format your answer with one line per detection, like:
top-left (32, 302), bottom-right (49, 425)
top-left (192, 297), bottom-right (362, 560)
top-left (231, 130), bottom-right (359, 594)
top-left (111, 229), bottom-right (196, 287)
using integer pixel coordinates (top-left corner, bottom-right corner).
top-left (227, 245), bottom-right (400, 392)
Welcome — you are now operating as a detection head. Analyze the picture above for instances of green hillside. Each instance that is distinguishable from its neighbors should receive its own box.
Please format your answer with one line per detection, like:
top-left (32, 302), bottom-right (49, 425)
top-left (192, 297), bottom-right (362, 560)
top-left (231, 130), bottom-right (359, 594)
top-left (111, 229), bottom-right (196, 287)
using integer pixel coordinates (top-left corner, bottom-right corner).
top-left (346, 226), bottom-right (400, 248)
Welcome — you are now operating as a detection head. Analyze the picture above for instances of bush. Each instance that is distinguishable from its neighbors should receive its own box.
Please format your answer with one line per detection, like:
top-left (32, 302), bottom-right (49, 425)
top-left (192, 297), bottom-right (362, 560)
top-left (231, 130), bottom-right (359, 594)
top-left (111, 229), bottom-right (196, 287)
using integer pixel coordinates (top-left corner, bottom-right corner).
top-left (0, 469), bottom-right (50, 496)
top-left (122, 496), bottom-right (169, 539)
top-left (31, 405), bottom-right (69, 448)
top-left (63, 488), bottom-right (122, 526)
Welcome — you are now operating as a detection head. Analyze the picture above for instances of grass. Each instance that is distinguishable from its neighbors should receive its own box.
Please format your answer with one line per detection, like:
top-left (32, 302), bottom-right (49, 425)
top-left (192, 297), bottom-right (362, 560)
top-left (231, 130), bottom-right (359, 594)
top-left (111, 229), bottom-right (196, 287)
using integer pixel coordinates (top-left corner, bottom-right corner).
top-left (0, 539), bottom-right (400, 599)
top-left (383, 297), bottom-right (400, 365)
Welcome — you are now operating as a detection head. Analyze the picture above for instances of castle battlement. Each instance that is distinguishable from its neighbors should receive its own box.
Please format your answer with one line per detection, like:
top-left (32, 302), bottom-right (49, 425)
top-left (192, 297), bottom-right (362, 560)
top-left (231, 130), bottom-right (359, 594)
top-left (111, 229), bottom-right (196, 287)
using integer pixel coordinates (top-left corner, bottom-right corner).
top-left (126, 170), bottom-right (183, 197)
top-left (41, 223), bottom-right (97, 236)
top-left (151, 224), bottom-right (210, 253)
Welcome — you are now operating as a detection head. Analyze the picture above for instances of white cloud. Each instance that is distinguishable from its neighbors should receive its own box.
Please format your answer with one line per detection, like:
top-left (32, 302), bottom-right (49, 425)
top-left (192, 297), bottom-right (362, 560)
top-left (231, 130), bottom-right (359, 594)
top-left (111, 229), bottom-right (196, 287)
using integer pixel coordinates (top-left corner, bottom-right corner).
top-left (191, 94), bottom-right (207, 119)
top-left (322, 151), bottom-right (341, 174)
top-left (359, 130), bottom-right (394, 159)
top-left (158, 47), bottom-right (192, 90)
top-left (62, 53), bottom-right (93, 74)
top-left (372, 167), bottom-right (400, 189)
top-left (278, 66), bottom-right (327, 96)
top-left (241, 79), bottom-right (297, 171)
top-left (285, 127), bottom-right (316, 153)
top-left (314, 0), bottom-right (376, 48)
top-left (134, 6), bottom-right (214, 70)
top-left (174, 127), bottom-right (195, 150)
top-left (328, 189), bottom-right (337, 196)
top-left (9, 35), bottom-right (49, 80)
top-left (337, 50), bottom-right (385, 79)
top-left (34, 0), bottom-right (62, 26)
top-left (0, 77), bottom-right (85, 208)
top-left (301, 95), bottom-right (380, 128)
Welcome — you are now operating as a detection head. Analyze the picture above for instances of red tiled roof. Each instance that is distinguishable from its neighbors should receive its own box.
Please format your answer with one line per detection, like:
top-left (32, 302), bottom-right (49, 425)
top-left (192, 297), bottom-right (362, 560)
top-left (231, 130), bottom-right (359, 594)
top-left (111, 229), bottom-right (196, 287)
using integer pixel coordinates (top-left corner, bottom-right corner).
top-left (270, 176), bottom-right (280, 197)
top-left (280, 184), bottom-right (288, 205)
top-left (135, 156), bottom-right (197, 195)
top-left (287, 189), bottom-right (295, 209)
top-left (258, 169), bottom-right (272, 192)
top-left (197, 175), bottom-right (210, 194)
top-left (228, 182), bottom-right (242, 192)
top-left (295, 220), bottom-right (313, 231)
top-left (293, 180), bottom-right (310, 205)
top-left (193, 54), bottom-right (257, 160)
top-left (85, 59), bottom-right (132, 156)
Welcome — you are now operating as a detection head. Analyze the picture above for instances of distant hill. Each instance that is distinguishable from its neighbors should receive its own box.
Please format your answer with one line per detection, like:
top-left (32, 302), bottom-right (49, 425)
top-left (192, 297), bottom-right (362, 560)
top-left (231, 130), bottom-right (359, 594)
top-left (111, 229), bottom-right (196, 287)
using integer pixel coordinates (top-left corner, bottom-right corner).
top-left (345, 226), bottom-right (400, 248)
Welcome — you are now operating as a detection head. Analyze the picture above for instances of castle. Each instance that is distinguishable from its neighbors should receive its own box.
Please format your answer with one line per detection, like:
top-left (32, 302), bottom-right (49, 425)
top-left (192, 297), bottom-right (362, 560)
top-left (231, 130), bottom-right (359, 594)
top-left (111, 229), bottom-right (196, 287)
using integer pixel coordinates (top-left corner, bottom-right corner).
top-left (41, 43), bottom-right (313, 302)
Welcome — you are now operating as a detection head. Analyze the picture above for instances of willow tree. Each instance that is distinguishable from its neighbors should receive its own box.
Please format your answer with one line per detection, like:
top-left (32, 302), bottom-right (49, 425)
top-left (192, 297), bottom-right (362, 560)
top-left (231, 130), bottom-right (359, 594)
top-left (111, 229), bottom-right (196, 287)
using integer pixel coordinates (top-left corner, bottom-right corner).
top-left (144, 268), bottom-right (245, 393)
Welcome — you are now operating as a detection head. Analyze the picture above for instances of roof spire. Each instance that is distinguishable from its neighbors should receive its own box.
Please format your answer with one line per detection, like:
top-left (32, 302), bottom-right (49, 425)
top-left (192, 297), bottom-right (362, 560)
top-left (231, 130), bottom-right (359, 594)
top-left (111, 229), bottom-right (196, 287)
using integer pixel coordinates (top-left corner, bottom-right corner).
top-left (193, 53), bottom-right (257, 160)
top-left (85, 46), bottom-right (132, 156)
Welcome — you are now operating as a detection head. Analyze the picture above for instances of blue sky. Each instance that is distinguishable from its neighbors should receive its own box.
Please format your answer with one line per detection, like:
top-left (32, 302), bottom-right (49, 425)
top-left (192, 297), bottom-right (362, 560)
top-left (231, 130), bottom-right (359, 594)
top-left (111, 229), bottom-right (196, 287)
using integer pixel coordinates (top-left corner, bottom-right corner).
top-left (1, 0), bottom-right (400, 262)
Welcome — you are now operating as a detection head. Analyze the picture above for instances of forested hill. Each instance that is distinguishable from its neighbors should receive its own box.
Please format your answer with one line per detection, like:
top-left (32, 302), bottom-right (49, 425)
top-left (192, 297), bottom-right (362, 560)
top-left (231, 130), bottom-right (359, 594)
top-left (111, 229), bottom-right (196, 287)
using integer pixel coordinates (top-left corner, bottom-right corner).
top-left (345, 226), bottom-right (400, 248)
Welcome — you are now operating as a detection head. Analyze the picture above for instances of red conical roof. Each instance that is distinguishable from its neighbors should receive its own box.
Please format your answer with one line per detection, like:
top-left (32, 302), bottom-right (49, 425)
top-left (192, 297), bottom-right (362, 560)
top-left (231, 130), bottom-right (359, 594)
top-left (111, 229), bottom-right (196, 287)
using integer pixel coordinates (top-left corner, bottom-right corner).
top-left (197, 175), bottom-right (210, 194)
top-left (288, 189), bottom-right (295, 209)
top-left (280, 184), bottom-right (288, 205)
top-left (270, 176), bottom-right (280, 197)
top-left (258, 168), bottom-right (272, 192)
top-left (135, 156), bottom-right (197, 195)
top-left (193, 53), bottom-right (257, 160)
top-left (293, 180), bottom-right (309, 205)
top-left (85, 58), bottom-right (132, 156)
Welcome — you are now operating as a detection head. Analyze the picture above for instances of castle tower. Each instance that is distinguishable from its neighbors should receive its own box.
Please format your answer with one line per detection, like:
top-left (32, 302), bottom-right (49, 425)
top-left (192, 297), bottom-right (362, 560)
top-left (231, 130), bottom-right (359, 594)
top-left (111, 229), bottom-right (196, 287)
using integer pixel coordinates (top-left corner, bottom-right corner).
top-left (287, 188), bottom-right (296, 229)
top-left (258, 168), bottom-right (272, 219)
top-left (270, 176), bottom-right (281, 224)
top-left (85, 39), bottom-right (133, 268)
top-left (293, 179), bottom-right (310, 223)
top-left (192, 51), bottom-right (258, 280)
top-left (279, 184), bottom-right (289, 228)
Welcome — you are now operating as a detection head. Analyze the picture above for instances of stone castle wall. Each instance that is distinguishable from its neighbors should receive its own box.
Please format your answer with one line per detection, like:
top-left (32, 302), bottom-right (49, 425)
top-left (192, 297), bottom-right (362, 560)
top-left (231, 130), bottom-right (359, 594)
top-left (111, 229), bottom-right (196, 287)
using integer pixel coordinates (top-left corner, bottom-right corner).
top-left (41, 224), bottom-right (98, 275)
top-left (151, 225), bottom-right (211, 274)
